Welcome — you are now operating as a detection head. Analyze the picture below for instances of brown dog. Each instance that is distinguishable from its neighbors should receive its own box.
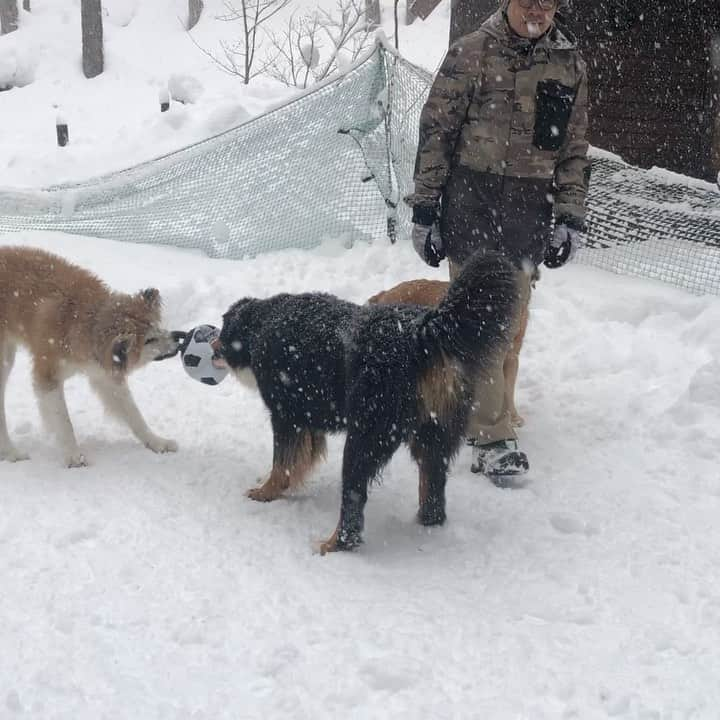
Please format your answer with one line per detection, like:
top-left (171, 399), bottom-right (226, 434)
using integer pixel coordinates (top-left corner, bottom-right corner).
top-left (0, 247), bottom-right (181, 467)
top-left (368, 278), bottom-right (529, 427)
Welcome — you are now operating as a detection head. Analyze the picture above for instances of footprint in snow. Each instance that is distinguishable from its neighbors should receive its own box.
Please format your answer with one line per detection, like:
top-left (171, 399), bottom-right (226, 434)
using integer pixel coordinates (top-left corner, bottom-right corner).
top-left (549, 513), bottom-right (598, 537)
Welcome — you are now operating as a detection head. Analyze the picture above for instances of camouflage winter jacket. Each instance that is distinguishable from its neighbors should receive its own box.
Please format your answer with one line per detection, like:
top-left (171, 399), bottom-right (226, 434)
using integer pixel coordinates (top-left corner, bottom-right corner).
top-left (406, 9), bottom-right (590, 224)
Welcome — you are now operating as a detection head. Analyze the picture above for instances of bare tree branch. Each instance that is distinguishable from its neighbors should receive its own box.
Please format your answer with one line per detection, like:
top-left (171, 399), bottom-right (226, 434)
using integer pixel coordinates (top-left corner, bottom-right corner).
top-left (185, 28), bottom-right (272, 82)
top-left (265, 14), bottom-right (323, 88)
top-left (209, 0), bottom-right (291, 83)
top-left (265, 0), bottom-right (372, 88)
top-left (316, 0), bottom-right (371, 79)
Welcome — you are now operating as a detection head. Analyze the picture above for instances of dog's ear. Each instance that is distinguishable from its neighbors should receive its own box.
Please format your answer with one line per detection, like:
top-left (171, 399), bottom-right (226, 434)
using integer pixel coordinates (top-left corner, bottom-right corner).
top-left (223, 297), bottom-right (255, 322)
top-left (111, 335), bottom-right (133, 374)
top-left (140, 288), bottom-right (161, 309)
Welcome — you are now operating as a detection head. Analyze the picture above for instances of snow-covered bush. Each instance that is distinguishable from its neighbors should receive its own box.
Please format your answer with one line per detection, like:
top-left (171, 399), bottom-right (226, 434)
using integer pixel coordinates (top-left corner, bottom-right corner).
top-left (168, 73), bottom-right (204, 104)
top-left (0, 33), bottom-right (36, 88)
top-left (103, 0), bottom-right (138, 27)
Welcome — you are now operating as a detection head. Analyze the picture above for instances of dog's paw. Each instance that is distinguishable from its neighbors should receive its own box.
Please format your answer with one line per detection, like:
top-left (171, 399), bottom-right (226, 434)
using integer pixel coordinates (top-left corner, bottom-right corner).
top-left (318, 527), bottom-right (362, 555)
top-left (417, 504), bottom-right (446, 526)
top-left (318, 538), bottom-right (337, 555)
top-left (66, 452), bottom-right (88, 468)
top-left (0, 446), bottom-right (30, 463)
top-left (510, 412), bottom-right (525, 428)
top-left (145, 436), bottom-right (178, 454)
top-left (247, 485), bottom-right (283, 502)
top-left (246, 472), bottom-right (289, 502)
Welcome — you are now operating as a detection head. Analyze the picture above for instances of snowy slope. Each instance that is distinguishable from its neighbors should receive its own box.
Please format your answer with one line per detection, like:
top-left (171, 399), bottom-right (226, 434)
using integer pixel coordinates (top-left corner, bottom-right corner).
top-left (0, 0), bottom-right (448, 188)
top-left (2, 1), bottom-right (720, 718)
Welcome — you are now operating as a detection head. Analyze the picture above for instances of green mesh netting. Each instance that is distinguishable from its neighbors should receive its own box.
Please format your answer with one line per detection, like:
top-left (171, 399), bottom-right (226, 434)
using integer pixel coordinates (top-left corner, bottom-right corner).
top-left (577, 154), bottom-right (720, 296)
top-left (1, 40), bottom-right (719, 296)
top-left (0, 46), bottom-right (392, 257)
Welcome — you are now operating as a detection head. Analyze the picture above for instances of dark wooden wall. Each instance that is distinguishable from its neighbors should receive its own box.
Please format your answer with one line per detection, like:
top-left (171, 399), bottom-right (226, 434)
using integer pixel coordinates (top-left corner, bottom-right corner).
top-left (449, 0), bottom-right (497, 43)
top-left (445, 0), bottom-right (720, 180)
top-left (566, 0), bottom-right (720, 180)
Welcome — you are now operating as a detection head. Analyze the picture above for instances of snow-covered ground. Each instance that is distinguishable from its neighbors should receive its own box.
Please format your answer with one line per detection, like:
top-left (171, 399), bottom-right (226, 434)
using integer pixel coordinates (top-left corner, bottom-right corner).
top-left (2, 2), bottom-right (720, 719)
top-left (2, 231), bottom-right (720, 719)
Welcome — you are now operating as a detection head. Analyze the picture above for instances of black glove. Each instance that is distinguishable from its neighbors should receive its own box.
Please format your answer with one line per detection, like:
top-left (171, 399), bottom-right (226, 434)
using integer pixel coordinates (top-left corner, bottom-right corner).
top-left (411, 206), bottom-right (445, 267)
top-left (544, 216), bottom-right (586, 269)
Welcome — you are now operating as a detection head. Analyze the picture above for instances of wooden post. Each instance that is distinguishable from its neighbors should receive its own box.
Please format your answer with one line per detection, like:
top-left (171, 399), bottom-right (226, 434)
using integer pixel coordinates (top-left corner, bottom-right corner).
top-left (81, 0), bottom-right (104, 79)
top-left (56, 114), bottom-right (69, 147)
top-left (0, 0), bottom-right (19, 34)
top-left (712, 34), bottom-right (720, 177)
top-left (159, 88), bottom-right (170, 112)
top-left (713, 99), bottom-right (720, 178)
top-left (188, 0), bottom-right (203, 30)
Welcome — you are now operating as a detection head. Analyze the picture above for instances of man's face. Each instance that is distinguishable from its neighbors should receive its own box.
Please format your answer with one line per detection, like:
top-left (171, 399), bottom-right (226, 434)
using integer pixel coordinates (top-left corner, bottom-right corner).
top-left (506, 0), bottom-right (558, 38)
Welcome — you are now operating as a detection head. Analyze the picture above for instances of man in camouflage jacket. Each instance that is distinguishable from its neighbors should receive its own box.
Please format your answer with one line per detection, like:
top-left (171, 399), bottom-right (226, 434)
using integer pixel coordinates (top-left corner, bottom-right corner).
top-left (405, 0), bottom-right (590, 480)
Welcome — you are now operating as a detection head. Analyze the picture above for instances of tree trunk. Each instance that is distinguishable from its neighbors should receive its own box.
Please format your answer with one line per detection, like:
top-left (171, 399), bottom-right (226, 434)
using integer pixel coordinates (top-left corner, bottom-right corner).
top-left (366, 0), bottom-right (381, 29)
top-left (188, 0), bottom-right (203, 29)
top-left (407, 0), bottom-right (441, 21)
top-left (81, 0), bottom-right (103, 78)
top-left (0, 0), bottom-right (19, 34)
top-left (712, 34), bottom-right (720, 176)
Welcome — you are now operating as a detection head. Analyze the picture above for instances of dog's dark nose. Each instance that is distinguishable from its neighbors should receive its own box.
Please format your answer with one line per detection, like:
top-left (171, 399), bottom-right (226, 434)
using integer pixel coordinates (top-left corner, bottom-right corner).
top-left (171, 330), bottom-right (188, 347)
top-left (210, 337), bottom-right (228, 369)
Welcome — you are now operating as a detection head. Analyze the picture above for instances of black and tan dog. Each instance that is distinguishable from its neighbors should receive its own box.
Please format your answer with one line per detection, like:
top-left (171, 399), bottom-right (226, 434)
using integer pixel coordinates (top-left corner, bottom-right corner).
top-left (368, 274), bottom-right (533, 428)
top-left (215, 251), bottom-right (522, 553)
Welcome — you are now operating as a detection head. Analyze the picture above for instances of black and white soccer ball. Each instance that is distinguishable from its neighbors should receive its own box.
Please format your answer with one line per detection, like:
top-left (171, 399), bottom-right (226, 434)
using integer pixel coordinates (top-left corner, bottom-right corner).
top-left (180, 324), bottom-right (229, 386)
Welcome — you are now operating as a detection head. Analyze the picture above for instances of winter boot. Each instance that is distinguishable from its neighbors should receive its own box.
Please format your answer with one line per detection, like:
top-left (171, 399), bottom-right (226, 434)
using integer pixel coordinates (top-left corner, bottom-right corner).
top-left (470, 438), bottom-right (529, 479)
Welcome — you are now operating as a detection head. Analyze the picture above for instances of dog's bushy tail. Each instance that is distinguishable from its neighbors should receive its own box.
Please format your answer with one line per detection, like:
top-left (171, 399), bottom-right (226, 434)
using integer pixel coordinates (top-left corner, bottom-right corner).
top-left (417, 251), bottom-right (522, 372)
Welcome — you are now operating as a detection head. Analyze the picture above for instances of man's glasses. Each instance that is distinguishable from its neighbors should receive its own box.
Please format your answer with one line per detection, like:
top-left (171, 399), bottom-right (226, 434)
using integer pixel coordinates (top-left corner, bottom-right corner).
top-left (518, 0), bottom-right (558, 10)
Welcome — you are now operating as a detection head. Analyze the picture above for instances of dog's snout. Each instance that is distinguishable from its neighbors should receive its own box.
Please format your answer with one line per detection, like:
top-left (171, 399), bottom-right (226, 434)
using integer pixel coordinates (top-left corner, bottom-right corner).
top-left (152, 330), bottom-right (187, 362)
top-left (210, 336), bottom-right (228, 369)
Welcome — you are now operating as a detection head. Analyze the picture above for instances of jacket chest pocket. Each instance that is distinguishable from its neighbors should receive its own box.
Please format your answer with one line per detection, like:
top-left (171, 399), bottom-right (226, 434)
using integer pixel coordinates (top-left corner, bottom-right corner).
top-left (533, 79), bottom-right (575, 151)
